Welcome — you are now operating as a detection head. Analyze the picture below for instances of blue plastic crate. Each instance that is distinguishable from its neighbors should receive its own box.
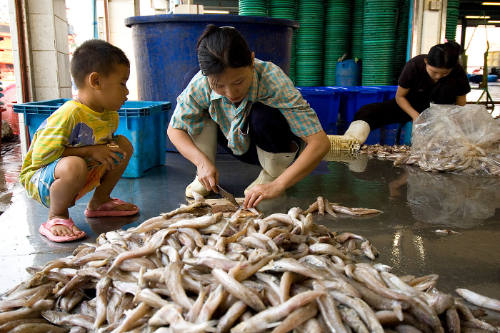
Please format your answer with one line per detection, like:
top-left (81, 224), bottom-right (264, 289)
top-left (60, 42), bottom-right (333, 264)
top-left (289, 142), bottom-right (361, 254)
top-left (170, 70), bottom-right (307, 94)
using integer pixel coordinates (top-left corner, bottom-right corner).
top-left (399, 121), bottom-right (412, 145)
top-left (365, 128), bottom-right (381, 145)
top-left (337, 86), bottom-right (384, 134)
top-left (371, 85), bottom-right (398, 101)
top-left (14, 99), bottom-right (171, 178)
top-left (381, 123), bottom-right (400, 146)
top-left (297, 87), bottom-right (344, 135)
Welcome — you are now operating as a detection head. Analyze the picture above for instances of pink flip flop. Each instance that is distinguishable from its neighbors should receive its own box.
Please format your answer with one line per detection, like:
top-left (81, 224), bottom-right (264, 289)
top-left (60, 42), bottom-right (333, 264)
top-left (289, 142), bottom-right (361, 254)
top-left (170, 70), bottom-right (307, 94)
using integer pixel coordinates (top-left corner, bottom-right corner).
top-left (84, 198), bottom-right (139, 218)
top-left (39, 218), bottom-right (86, 243)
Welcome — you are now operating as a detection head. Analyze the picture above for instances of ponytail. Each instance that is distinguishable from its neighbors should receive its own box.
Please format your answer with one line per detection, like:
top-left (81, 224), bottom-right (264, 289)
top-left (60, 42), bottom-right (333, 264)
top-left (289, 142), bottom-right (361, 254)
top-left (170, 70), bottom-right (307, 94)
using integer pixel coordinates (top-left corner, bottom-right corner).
top-left (197, 24), bottom-right (253, 76)
top-left (426, 41), bottom-right (462, 69)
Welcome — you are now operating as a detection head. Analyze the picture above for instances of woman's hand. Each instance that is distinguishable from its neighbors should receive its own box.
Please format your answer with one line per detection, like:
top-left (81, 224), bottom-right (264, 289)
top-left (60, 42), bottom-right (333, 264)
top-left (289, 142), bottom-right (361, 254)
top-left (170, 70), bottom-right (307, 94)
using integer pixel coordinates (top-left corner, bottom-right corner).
top-left (88, 144), bottom-right (126, 171)
top-left (196, 158), bottom-right (219, 193)
top-left (395, 86), bottom-right (420, 121)
top-left (243, 181), bottom-right (286, 208)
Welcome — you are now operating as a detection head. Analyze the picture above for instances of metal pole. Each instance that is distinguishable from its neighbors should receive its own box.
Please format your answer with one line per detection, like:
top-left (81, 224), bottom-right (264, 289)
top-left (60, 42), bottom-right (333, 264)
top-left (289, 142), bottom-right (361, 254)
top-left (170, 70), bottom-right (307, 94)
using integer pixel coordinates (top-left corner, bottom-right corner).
top-left (93, 0), bottom-right (98, 38)
top-left (104, 0), bottom-right (110, 42)
top-left (407, 0), bottom-right (414, 61)
top-left (460, 17), bottom-right (467, 48)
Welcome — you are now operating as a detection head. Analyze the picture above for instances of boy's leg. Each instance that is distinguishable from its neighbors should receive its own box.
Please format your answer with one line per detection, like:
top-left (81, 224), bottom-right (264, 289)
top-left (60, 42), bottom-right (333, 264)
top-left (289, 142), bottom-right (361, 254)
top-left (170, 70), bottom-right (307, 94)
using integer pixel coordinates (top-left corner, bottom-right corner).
top-left (49, 156), bottom-right (88, 236)
top-left (87, 135), bottom-right (137, 212)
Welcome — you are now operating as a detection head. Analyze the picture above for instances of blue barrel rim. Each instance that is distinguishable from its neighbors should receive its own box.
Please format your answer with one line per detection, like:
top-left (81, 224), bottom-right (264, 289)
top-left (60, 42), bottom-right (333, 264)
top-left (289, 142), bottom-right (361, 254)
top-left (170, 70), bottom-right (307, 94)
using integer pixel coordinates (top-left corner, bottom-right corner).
top-left (125, 14), bottom-right (300, 29)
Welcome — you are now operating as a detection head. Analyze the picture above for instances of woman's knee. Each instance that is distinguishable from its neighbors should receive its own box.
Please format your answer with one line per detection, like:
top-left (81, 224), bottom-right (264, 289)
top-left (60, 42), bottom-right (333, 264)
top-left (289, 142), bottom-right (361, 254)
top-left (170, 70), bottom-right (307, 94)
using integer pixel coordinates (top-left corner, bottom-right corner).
top-left (249, 103), bottom-right (288, 135)
top-left (354, 104), bottom-right (375, 121)
top-left (55, 156), bottom-right (88, 183)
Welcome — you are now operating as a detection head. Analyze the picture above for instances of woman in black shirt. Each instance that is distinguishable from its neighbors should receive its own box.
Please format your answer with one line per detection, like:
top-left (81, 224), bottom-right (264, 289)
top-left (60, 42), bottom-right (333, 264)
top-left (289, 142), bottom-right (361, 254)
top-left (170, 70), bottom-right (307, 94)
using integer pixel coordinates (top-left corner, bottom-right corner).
top-left (334, 41), bottom-right (471, 147)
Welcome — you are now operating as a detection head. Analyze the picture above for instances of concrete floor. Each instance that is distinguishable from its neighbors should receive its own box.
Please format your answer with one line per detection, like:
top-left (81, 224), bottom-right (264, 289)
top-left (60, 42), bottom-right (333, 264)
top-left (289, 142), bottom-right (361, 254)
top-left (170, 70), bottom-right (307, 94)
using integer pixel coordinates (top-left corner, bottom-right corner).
top-left (0, 142), bottom-right (499, 322)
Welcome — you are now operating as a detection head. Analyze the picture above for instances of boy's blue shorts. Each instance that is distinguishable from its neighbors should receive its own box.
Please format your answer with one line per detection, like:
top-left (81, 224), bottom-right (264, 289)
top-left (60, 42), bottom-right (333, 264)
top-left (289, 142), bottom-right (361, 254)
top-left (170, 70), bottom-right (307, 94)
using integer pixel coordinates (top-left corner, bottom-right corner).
top-left (30, 152), bottom-right (124, 208)
top-left (31, 158), bottom-right (61, 207)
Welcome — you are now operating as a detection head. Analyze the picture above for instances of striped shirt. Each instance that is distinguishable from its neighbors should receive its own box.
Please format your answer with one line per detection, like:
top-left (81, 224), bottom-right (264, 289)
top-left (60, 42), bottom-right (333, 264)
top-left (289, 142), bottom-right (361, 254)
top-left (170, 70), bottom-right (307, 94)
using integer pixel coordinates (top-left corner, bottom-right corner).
top-left (20, 100), bottom-right (118, 202)
top-left (169, 59), bottom-right (323, 155)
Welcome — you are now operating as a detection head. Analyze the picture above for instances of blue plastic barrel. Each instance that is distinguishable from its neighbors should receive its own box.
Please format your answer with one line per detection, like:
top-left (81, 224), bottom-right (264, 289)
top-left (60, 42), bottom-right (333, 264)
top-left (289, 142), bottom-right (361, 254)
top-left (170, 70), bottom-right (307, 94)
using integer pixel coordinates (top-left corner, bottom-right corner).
top-left (125, 15), bottom-right (298, 151)
top-left (125, 15), bottom-right (297, 108)
top-left (336, 60), bottom-right (361, 86)
top-left (296, 87), bottom-right (345, 135)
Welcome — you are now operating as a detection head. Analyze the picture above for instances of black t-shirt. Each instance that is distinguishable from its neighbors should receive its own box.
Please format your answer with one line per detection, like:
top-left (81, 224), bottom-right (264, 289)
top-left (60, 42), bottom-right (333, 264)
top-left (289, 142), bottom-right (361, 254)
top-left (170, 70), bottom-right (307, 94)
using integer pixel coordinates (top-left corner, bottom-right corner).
top-left (398, 54), bottom-right (471, 112)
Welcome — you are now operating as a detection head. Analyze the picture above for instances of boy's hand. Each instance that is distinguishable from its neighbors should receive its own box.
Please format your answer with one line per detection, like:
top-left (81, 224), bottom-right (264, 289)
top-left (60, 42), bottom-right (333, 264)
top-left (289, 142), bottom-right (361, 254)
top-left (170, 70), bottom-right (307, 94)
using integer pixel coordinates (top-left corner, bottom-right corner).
top-left (88, 144), bottom-right (126, 170)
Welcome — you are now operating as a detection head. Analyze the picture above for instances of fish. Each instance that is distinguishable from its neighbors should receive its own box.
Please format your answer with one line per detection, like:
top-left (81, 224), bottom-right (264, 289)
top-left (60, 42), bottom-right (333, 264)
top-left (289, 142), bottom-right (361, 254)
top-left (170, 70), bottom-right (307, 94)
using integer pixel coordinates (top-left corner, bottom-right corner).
top-left (456, 288), bottom-right (500, 312)
top-left (271, 302), bottom-right (318, 333)
top-left (312, 281), bottom-right (349, 333)
top-left (212, 268), bottom-right (265, 312)
top-left (231, 290), bottom-right (324, 333)
top-left (0, 197), bottom-right (496, 332)
top-left (434, 229), bottom-right (460, 235)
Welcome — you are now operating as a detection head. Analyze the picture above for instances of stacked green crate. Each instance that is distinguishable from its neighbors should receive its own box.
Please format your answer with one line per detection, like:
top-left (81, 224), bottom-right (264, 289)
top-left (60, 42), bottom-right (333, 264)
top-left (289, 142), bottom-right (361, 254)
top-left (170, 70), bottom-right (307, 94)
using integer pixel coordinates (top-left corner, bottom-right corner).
top-left (351, 0), bottom-right (364, 59)
top-left (362, 0), bottom-right (399, 85)
top-left (269, 0), bottom-right (297, 83)
top-left (239, 0), bottom-right (267, 16)
top-left (446, 0), bottom-right (459, 41)
top-left (295, 0), bottom-right (324, 86)
top-left (324, 0), bottom-right (351, 86)
top-left (269, 0), bottom-right (295, 19)
top-left (394, 0), bottom-right (410, 81)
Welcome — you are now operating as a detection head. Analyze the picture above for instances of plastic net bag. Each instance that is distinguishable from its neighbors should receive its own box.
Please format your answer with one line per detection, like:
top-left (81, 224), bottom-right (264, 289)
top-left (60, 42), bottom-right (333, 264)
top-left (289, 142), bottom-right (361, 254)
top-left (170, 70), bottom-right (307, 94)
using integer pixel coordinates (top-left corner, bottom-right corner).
top-left (408, 104), bottom-right (500, 176)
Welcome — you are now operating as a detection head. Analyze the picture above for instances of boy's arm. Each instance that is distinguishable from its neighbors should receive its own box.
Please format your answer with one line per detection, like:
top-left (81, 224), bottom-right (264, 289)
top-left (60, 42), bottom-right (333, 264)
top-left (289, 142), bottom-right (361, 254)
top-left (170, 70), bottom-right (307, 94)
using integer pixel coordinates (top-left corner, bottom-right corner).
top-left (62, 144), bottom-right (126, 171)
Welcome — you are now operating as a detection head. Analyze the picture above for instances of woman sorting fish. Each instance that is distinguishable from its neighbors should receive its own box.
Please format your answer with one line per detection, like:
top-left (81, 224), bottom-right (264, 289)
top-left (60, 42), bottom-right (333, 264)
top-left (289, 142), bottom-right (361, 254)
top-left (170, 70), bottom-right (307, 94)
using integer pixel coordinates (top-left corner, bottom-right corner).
top-left (167, 25), bottom-right (330, 208)
top-left (333, 41), bottom-right (471, 147)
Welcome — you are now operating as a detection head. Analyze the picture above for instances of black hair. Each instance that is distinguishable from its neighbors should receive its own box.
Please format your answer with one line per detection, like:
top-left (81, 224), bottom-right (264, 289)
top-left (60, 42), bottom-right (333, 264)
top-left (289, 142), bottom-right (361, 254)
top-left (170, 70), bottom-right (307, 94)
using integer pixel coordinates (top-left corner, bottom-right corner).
top-left (71, 39), bottom-right (130, 88)
top-left (196, 24), bottom-right (253, 76)
top-left (426, 41), bottom-right (461, 69)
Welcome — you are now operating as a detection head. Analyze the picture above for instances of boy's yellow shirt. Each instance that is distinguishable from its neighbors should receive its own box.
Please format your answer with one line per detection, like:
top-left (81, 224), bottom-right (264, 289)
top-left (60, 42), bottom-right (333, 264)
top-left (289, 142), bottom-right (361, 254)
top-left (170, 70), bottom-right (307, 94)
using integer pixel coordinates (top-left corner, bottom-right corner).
top-left (20, 100), bottom-right (119, 202)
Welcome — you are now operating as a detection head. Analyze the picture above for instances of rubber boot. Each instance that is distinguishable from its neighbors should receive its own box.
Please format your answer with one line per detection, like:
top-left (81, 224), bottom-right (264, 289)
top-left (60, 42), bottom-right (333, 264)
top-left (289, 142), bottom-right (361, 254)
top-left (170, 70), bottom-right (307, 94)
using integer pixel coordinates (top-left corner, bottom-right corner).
top-left (185, 120), bottom-right (217, 198)
top-left (244, 143), bottom-right (298, 195)
top-left (328, 120), bottom-right (371, 152)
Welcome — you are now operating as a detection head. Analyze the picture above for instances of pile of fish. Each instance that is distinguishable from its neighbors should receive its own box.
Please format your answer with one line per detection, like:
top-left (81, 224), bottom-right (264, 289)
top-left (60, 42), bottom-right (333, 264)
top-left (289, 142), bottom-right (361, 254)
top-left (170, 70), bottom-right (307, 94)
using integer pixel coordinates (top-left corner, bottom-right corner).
top-left (1, 198), bottom-right (499, 332)
top-left (360, 145), bottom-right (411, 162)
top-left (360, 144), bottom-right (500, 176)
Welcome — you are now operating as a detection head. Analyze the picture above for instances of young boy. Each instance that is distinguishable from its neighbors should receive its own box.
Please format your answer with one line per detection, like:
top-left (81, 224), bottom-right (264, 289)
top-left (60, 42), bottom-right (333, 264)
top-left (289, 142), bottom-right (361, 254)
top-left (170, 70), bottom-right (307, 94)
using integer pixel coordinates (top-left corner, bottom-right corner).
top-left (19, 39), bottom-right (138, 243)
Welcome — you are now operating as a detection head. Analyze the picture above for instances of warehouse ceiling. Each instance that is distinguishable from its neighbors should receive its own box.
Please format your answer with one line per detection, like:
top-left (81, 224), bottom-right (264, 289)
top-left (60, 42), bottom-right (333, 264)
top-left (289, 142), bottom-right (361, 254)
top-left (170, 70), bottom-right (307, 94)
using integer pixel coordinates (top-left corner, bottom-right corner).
top-left (460, 0), bottom-right (500, 26)
top-left (193, 0), bottom-right (500, 26)
top-left (194, 0), bottom-right (238, 14)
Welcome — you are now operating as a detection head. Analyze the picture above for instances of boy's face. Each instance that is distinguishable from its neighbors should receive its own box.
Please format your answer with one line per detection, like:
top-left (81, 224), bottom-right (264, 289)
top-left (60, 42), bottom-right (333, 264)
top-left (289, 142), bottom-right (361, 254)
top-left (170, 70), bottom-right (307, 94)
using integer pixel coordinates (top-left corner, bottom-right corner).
top-left (97, 63), bottom-right (130, 111)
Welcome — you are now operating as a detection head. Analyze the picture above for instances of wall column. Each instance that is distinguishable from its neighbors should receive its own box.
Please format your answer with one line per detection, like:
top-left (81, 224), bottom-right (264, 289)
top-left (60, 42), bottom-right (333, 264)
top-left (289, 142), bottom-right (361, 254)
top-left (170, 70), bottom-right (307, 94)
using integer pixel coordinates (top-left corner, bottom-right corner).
top-left (411, 0), bottom-right (448, 57)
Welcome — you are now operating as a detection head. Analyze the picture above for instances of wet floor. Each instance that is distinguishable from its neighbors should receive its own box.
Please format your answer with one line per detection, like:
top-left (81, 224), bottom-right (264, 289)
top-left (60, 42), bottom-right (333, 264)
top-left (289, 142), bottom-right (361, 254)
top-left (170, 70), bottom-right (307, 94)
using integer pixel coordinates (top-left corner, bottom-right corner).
top-left (0, 142), bottom-right (499, 322)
